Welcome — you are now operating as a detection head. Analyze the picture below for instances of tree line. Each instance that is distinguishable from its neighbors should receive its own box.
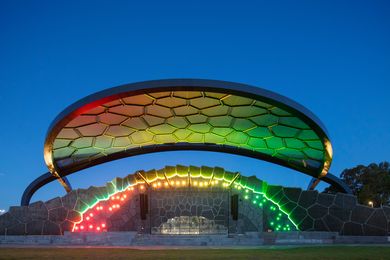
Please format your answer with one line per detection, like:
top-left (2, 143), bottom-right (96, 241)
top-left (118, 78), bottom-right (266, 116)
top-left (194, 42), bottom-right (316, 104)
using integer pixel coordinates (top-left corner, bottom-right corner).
top-left (324, 161), bottom-right (390, 207)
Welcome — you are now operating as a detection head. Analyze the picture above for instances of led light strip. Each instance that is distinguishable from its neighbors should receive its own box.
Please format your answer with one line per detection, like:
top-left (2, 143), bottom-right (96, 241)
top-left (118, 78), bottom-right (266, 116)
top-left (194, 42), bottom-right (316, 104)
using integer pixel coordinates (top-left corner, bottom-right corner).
top-left (72, 173), bottom-right (298, 232)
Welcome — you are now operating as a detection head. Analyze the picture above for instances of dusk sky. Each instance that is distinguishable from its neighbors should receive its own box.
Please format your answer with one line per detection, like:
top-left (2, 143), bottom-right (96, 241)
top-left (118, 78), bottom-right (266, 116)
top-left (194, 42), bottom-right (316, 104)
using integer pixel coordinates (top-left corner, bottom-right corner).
top-left (0, 1), bottom-right (389, 210)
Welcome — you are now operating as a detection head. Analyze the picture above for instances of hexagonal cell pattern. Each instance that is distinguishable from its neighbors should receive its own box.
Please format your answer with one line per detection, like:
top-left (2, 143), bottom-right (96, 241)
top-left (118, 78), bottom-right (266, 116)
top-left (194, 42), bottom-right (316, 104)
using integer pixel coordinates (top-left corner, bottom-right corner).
top-left (3, 165), bottom-right (388, 236)
top-left (52, 91), bottom-right (326, 173)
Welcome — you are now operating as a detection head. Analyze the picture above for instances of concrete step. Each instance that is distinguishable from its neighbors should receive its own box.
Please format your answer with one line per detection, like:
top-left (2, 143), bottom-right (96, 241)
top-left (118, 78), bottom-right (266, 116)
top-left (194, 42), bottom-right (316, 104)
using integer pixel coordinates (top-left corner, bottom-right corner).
top-left (2, 232), bottom-right (389, 246)
top-left (131, 234), bottom-right (263, 246)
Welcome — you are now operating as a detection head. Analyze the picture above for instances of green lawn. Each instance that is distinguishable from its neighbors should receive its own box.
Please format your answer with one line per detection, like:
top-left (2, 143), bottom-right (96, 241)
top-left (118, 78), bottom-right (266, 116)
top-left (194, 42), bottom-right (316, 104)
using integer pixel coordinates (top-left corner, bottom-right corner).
top-left (1, 246), bottom-right (390, 259)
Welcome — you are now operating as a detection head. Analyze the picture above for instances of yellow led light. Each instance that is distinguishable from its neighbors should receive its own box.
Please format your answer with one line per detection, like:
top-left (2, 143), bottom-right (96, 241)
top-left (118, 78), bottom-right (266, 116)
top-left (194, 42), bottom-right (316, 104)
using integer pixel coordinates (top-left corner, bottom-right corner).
top-left (72, 168), bottom-right (300, 233)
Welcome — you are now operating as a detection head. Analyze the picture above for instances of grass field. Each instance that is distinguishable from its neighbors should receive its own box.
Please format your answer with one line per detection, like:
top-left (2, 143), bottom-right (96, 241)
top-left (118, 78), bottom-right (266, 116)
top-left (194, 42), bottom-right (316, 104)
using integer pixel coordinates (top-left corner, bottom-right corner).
top-left (1, 246), bottom-right (390, 259)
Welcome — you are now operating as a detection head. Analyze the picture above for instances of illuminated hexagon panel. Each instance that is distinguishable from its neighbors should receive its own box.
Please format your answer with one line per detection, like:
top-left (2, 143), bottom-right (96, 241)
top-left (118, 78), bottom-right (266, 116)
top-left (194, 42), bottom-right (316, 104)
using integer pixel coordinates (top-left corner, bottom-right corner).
top-left (45, 79), bottom-right (332, 185)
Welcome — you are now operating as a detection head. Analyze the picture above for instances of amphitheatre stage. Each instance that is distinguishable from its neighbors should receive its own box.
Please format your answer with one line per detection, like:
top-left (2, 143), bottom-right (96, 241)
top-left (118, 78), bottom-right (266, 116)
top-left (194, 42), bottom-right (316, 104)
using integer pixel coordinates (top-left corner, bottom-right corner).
top-left (1, 79), bottom-right (389, 245)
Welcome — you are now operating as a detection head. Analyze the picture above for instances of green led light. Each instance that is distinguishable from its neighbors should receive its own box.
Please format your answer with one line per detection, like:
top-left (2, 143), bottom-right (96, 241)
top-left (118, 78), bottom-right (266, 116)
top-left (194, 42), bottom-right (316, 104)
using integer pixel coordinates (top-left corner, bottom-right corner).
top-left (270, 222), bottom-right (274, 226)
top-left (71, 166), bottom-right (300, 233)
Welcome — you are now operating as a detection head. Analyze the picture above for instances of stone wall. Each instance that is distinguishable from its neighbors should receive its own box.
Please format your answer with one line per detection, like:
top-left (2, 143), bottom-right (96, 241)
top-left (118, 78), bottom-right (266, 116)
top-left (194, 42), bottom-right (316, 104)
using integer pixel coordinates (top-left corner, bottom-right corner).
top-left (105, 191), bottom-right (142, 232)
top-left (265, 186), bottom-right (390, 236)
top-left (0, 186), bottom-right (263, 236)
top-left (149, 189), bottom-right (229, 234)
top-left (1, 166), bottom-right (390, 236)
top-left (229, 191), bottom-right (263, 233)
top-left (0, 191), bottom-right (80, 235)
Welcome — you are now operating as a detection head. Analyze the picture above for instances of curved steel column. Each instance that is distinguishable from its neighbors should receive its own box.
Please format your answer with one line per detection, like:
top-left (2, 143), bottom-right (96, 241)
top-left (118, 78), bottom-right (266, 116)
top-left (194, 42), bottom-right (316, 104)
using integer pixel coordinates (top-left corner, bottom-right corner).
top-left (307, 173), bottom-right (352, 194)
top-left (21, 173), bottom-right (72, 206)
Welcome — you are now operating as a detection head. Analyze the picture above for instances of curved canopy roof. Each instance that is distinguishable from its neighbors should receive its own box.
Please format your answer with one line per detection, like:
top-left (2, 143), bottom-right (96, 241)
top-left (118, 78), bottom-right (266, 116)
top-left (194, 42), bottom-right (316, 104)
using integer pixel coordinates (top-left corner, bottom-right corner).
top-left (44, 79), bottom-right (333, 190)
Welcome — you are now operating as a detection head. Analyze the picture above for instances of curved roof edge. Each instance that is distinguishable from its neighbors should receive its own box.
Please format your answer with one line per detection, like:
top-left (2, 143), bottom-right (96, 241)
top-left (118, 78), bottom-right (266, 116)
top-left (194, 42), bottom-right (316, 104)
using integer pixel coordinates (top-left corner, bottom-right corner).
top-left (43, 79), bottom-right (333, 186)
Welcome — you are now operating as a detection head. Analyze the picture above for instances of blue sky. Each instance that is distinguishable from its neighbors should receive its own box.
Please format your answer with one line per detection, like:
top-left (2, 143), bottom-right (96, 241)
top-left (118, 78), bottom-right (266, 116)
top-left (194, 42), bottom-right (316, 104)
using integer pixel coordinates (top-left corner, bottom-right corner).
top-left (0, 0), bottom-right (389, 210)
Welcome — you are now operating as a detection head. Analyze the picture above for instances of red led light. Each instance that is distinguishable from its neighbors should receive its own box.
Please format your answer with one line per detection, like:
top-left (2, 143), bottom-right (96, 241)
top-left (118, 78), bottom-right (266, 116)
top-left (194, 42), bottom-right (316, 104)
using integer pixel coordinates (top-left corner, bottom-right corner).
top-left (74, 187), bottom-right (132, 233)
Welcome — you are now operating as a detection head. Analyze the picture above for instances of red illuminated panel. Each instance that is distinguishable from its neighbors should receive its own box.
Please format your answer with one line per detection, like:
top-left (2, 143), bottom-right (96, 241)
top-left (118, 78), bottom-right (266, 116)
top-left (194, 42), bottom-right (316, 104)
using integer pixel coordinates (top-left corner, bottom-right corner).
top-left (72, 186), bottom-right (135, 232)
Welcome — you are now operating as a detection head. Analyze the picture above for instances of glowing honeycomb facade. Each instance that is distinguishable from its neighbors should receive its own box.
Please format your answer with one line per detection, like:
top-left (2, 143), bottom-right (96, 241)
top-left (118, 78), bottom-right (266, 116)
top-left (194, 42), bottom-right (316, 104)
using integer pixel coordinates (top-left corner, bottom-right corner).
top-left (45, 79), bottom-right (332, 188)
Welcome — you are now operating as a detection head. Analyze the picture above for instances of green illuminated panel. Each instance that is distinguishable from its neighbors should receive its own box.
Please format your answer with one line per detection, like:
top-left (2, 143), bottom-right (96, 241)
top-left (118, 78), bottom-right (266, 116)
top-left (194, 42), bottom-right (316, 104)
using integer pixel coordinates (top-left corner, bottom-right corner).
top-left (52, 91), bottom-right (327, 175)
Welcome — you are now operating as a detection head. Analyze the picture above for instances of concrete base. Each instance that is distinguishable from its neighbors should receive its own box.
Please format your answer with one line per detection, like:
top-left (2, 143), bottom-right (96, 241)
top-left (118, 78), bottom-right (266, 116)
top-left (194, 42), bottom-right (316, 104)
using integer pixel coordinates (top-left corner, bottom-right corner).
top-left (1, 232), bottom-right (390, 246)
